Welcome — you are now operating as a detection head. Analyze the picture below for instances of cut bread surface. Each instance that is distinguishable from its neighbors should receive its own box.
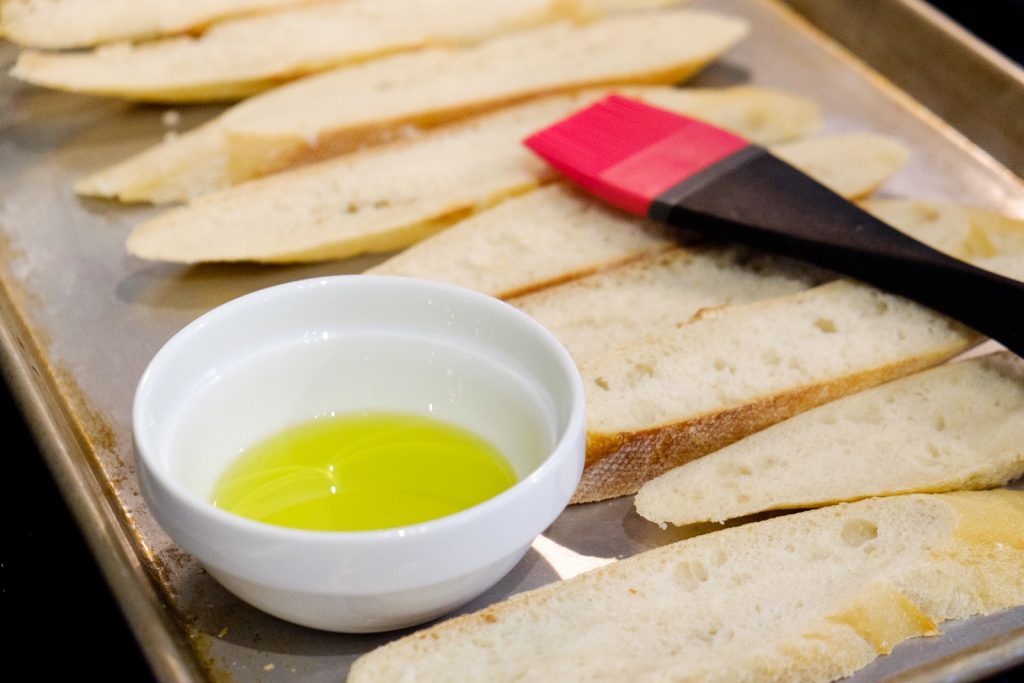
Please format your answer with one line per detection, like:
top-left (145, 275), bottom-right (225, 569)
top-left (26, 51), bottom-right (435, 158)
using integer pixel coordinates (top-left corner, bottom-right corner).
top-left (863, 198), bottom-right (1024, 282)
top-left (511, 246), bottom-right (828, 360)
top-left (366, 130), bottom-right (903, 284)
top-left (574, 280), bottom-right (978, 502)
top-left (0, 0), bottom-right (312, 48)
top-left (772, 132), bottom-right (911, 199)
top-left (348, 490), bottom-right (1024, 683)
top-left (125, 86), bottom-right (828, 264)
top-left (11, 0), bottom-right (589, 102)
top-left (636, 352), bottom-right (1024, 527)
top-left (76, 9), bottom-right (748, 202)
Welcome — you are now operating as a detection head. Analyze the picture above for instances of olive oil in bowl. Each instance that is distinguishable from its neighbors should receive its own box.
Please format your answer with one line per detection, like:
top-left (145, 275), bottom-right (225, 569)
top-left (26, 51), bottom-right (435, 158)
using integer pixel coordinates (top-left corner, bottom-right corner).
top-left (212, 411), bottom-right (518, 531)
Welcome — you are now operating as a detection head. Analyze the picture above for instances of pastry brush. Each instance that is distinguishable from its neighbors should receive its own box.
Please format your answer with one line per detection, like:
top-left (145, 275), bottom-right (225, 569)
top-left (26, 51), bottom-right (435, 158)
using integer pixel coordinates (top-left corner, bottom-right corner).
top-left (524, 94), bottom-right (1024, 356)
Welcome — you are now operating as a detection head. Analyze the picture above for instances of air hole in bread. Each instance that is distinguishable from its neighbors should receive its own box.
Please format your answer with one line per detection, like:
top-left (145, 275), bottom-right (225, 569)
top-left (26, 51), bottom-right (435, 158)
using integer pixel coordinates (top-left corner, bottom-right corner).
top-left (594, 377), bottom-right (610, 390)
top-left (632, 362), bottom-right (655, 379)
top-left (675, 560), bottom-right (709, 590)
top-left (934, 415), bottom-right (946, 432)
top-left (841, 519), bottom-right (878, 548)
top-left (730, 572), bottom-right (750, 587)
top-left (746, 109), bottom-right (768, 129)
top-left (814, 317), bottom-right (837, 333)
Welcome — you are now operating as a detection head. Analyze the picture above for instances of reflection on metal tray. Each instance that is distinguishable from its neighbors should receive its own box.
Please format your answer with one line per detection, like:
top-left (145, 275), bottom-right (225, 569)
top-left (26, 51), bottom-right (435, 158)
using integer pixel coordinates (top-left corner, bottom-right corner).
top-left (0, 0), bottom-right (1023, 680)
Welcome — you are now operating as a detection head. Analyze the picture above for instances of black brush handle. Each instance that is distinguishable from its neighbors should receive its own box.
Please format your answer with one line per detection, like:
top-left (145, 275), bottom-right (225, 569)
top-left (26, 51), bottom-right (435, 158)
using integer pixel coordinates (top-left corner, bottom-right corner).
top-left (651, 146), bottom-right (1024, 356)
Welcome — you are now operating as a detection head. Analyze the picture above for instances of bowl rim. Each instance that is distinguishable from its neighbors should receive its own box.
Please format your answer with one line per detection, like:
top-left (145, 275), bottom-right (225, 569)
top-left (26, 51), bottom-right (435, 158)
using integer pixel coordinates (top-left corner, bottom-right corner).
top-left (133, 274), bottom-right (586, 545)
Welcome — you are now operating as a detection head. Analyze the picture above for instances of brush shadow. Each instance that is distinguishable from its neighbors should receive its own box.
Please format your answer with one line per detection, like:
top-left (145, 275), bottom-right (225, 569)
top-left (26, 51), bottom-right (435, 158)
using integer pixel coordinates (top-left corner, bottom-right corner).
top-left (687, 61), bottom-right (752, 88)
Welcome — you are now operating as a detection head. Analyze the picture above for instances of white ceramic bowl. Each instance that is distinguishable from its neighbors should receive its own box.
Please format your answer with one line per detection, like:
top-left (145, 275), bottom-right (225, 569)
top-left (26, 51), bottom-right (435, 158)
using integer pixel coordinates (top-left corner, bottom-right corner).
top-left (133, 275), bottom-right (585, 632)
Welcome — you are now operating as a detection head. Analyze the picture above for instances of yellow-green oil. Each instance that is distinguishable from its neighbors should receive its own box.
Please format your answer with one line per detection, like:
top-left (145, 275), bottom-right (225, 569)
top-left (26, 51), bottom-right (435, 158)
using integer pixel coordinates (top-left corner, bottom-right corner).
top-left (211, 412), bottom-right (518, 531)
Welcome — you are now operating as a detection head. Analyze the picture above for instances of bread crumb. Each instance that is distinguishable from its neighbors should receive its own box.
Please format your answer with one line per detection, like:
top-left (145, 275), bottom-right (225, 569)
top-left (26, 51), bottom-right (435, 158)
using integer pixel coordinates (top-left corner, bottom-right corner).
top-left (263, 663), bottom-right (275, 671)
top-left (162, 110), bottom-right (181, 128)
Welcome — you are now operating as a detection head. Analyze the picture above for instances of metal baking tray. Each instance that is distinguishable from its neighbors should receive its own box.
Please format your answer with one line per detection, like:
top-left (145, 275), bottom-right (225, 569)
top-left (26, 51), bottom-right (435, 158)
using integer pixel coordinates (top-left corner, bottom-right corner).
top-left (1, 0), bottom-right (1023, 680)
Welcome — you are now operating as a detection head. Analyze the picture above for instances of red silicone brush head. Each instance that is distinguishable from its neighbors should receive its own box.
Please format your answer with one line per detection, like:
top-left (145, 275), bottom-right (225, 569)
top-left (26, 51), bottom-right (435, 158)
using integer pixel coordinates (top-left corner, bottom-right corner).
top-left (524, 95), bottom-right (749, 215)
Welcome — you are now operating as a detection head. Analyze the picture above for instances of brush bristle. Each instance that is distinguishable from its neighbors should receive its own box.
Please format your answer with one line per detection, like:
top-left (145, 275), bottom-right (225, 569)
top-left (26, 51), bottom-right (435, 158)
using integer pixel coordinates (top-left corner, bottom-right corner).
top-left (525, 95), bottom-right (749, 215)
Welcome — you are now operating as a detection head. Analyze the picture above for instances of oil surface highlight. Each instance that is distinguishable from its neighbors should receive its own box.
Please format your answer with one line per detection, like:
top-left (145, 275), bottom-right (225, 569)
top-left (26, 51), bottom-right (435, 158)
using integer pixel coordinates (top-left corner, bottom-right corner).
top-left (211, 412), bottom-right (518, 531)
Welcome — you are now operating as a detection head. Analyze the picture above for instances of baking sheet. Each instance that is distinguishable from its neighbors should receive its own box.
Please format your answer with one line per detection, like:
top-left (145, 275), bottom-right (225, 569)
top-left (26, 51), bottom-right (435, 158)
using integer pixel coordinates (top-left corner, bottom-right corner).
top-left (1, 0), bottom-right (1023, 680)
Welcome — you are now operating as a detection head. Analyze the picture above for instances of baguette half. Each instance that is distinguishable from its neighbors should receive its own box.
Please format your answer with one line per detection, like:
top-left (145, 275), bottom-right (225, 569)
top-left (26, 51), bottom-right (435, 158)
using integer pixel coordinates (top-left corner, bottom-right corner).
top-left (349, 490), bottom-right (1024, 683)
top-left (637, 352), bottom-right (1024, 527)
top-left (864, 197), bottom-right (1024, 281)
top-left (574, 280), bottom-right (978, 503)
top-left (76, 9), bottom-right (748, 203)
top-left (511, 246), bottom-right (828, 360)
top-left (10, 0), bottom-right (599, 102)
top-left (126, 86), bottom-right (825, 263)
top-left (505, 196), bottom-right (1022, 363)
top-left (0, 0), bottom-right (311, 48)
top-left (368, 131), bottom-right (904, 295)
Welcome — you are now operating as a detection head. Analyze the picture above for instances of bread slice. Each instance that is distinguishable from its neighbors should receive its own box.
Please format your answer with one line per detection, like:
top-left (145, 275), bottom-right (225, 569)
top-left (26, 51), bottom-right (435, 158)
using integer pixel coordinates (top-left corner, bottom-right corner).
top-left (9, 0), bottom-right (612, 102)
top-left (368, 131), bottom-right (905, 295)
top-left (125, 86), bottom-right (826, 263)
top-left (511, 247), bottom-right (828, 360)
top-left (0, 0), bottom-right (311, 48)
top-left (574, 280), bottom-right (978, 503)
top-left (86, 83), bottom-right (818, 205)
top-left (773, 132), bottom-right (910, 199)
top-left (863, 197), bottom-right (1024, 281)
top-left (370, 184), bottom-right (678, 296)
top-left (503, 196), bottom-right (1019, 362)
top-left (76, 9), bottom-right (749, 202)
top-left (636, 353), bottom-right (1024, 527)
top-left (348, 490), bottom-right (1024, 683)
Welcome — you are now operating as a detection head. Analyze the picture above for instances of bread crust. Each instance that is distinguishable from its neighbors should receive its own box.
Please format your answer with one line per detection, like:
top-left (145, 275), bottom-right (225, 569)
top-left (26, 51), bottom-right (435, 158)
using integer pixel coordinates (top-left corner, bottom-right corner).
top-left (573, 349), bottom-right (971, 503)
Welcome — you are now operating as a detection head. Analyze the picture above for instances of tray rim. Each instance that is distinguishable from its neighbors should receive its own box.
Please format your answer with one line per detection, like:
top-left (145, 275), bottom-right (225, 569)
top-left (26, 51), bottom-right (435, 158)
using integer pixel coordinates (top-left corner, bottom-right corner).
top-left (778, 0), bottom-right (1024, 180)
top-left (0, 268), bottom-right (206, 682)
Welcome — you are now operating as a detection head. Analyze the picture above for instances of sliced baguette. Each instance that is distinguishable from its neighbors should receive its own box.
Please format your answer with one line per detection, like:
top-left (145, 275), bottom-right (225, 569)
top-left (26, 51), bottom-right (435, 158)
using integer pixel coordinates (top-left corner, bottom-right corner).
top-left (76, 9), bottom-right (748, 203)
top-left (772, 132), bottom-right (910, 199)
top-left (370, 184), bottom-right (678, 296)
top-left (368, 131), bottom-right (905, 295)
top-left (125, 86), bottom-right (826, 263)
top-left (0, 0), bottom-right (311, 48)
top-left (574, 280), bottom-right (978, 503)
top-left (511, 246), bottom-right (828, 360)
top-left (348, 490), bottom-right (1024, 683)
top-left (10, 0), bottom-right (598, 102)
top-left (505, 196), bottom-right (1022, 362)
top-left (637, 353), bottom-right (1024, 527)
top-left (863, 197), bottom-right (1024, 281)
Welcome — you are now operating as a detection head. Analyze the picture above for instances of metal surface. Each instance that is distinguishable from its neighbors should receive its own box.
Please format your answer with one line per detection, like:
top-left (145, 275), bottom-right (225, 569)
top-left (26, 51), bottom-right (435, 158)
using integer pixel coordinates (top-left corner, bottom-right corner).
top-left (0, 0), bottom-right (1022, 680)
top-left (780, 0), bottom-right (1024, 179)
